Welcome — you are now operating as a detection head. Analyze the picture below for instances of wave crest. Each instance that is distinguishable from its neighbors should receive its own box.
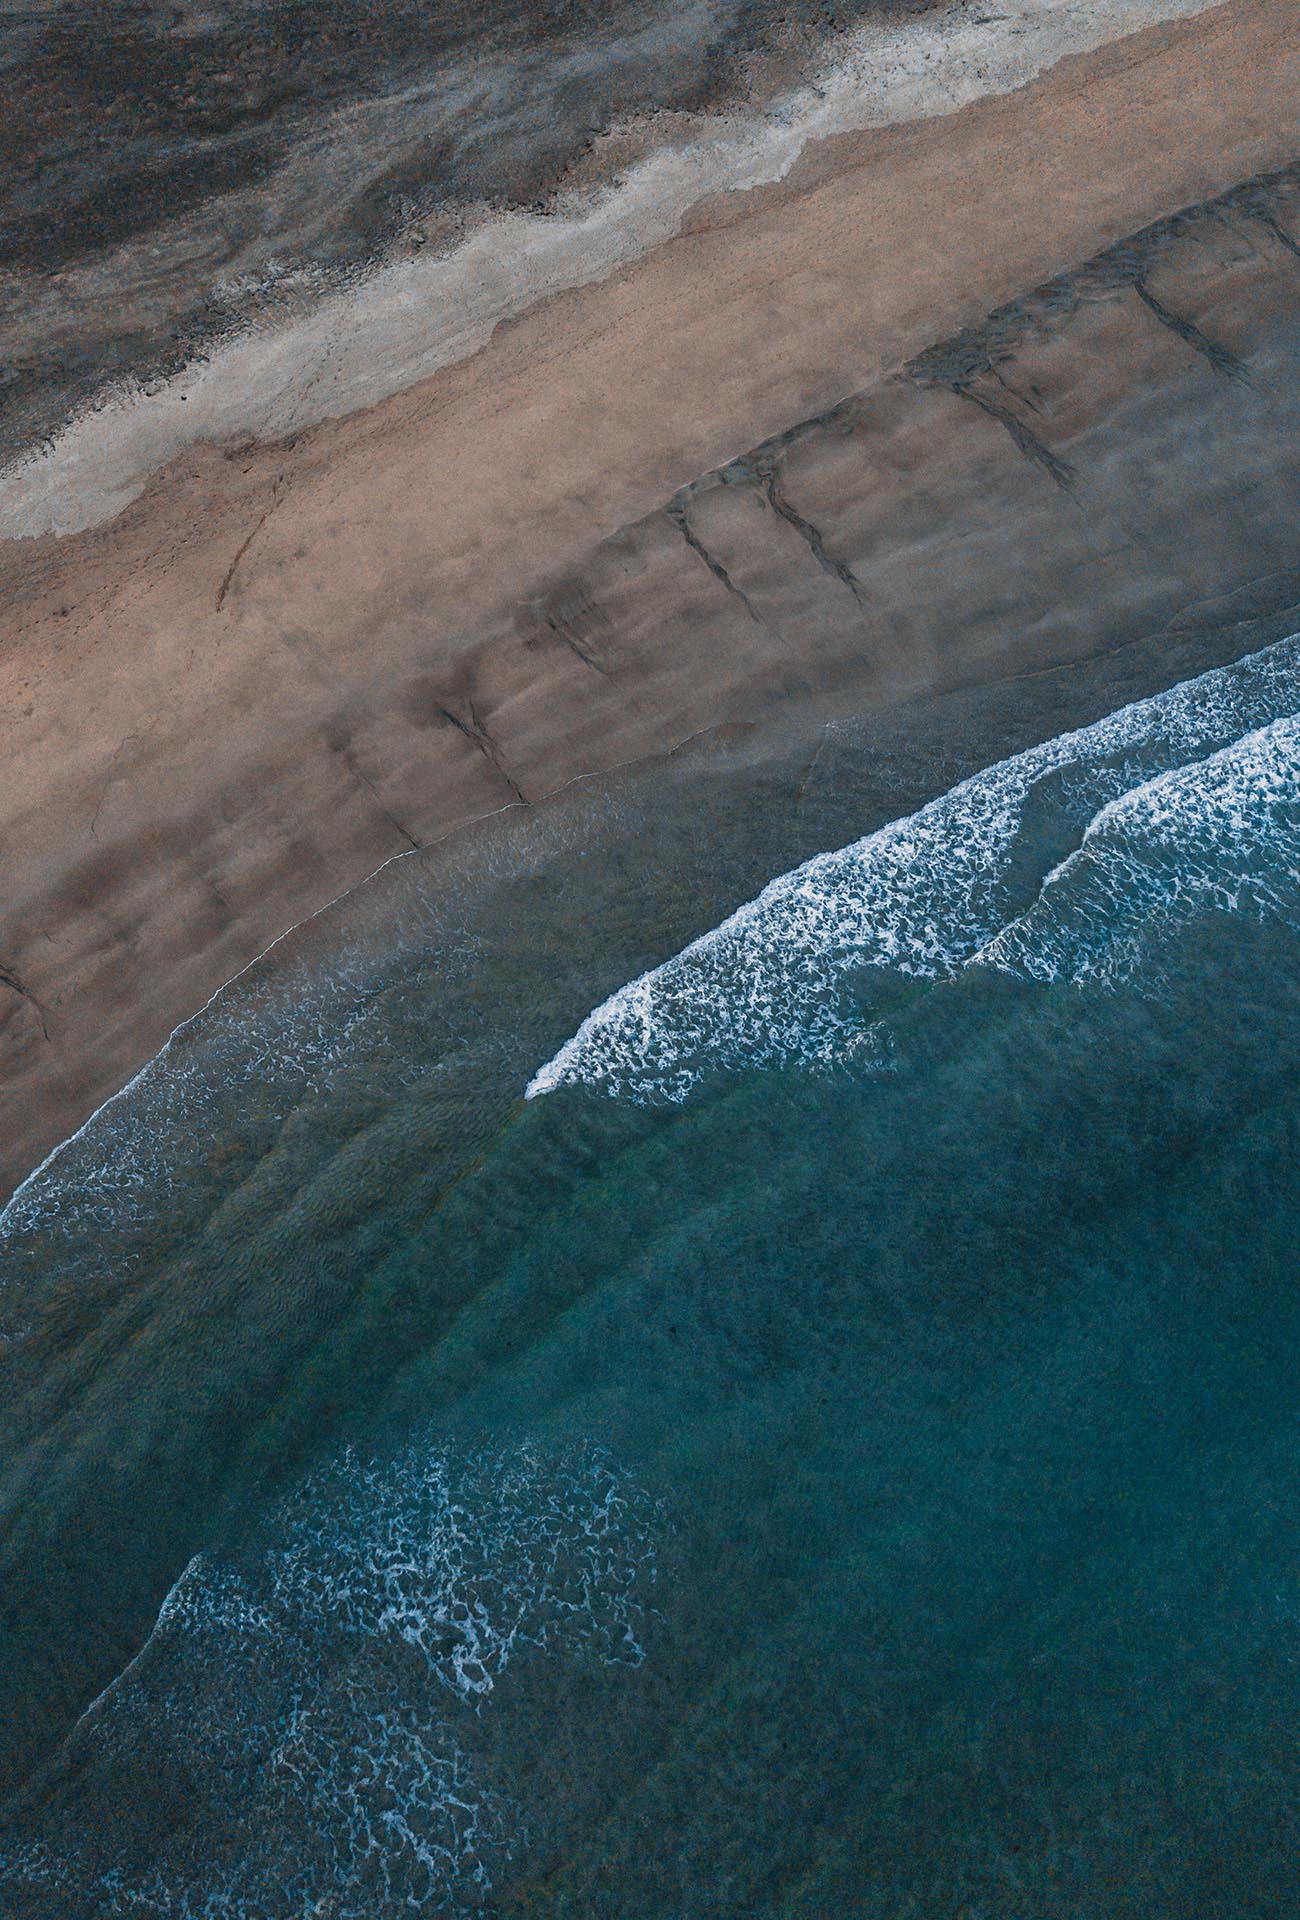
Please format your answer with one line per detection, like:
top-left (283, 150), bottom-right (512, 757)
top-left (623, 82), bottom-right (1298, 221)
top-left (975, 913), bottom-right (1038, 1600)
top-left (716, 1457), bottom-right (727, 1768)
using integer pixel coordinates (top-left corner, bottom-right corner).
top-left (528, 635), bottom-right (1300, 1103)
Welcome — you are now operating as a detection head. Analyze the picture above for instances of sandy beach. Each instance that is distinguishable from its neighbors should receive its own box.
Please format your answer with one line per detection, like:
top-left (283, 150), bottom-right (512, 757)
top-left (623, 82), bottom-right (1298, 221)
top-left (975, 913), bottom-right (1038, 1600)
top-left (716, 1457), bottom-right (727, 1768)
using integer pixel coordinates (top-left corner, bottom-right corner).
top-left (2, 0), bottom-right (1299, 1203)
top-left (11, 4), bottom-right (1300, 1894)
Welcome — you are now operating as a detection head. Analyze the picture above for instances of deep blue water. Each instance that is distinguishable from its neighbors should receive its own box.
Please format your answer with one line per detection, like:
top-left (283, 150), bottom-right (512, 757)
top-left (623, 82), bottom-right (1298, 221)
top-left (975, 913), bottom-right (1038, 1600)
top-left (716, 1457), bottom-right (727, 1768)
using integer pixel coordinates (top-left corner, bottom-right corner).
top-left (4, 635), bottom-right (1300, 1915)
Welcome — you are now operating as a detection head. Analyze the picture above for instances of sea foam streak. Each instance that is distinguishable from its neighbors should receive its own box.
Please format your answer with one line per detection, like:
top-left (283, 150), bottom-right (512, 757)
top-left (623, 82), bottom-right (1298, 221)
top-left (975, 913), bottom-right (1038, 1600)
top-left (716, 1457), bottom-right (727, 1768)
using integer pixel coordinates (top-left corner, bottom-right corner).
top-left (976, 713), bottom-right (1300, 982)
top-left (0, 1440), bottom-right (662, 1918)
top-left (528, 635), bottom-right (1300, 1104)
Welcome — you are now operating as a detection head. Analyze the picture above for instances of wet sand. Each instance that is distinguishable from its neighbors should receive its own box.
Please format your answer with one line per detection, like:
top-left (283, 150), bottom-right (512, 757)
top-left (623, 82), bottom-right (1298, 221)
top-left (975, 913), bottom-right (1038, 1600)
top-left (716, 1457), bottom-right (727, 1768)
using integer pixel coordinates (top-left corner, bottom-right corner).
top-left (1, 0), bottom-right (1298, 1202)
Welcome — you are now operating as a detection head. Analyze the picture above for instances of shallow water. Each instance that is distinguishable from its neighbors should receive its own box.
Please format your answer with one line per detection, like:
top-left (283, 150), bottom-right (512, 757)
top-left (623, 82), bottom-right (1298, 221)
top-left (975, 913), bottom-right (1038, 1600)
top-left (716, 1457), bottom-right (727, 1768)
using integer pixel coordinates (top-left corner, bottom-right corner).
top-left (5, 628), bottom-right (1300, 1914)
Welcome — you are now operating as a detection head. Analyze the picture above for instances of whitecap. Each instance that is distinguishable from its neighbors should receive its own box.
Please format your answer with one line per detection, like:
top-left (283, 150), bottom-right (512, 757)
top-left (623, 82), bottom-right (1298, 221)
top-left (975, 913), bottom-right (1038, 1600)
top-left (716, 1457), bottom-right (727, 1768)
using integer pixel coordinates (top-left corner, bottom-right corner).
top-left (528, 633), bottom-right (1300, 1103)
top-left (975, 712), bottom-right (1300, 983)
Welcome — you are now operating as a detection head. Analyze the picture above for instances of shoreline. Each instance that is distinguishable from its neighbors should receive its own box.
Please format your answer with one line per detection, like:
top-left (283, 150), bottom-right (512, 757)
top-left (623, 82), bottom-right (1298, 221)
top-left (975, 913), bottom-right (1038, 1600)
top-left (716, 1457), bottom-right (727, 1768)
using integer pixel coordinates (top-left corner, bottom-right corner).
top-left (1, 0), bottom-right (1298, 1204)
top-left (0, 0), bottom-right (1222, 542)
top-left (5, 554), bottom-right (1299, 1798)
top-left (10, 558), bottom-right (1300, 1267)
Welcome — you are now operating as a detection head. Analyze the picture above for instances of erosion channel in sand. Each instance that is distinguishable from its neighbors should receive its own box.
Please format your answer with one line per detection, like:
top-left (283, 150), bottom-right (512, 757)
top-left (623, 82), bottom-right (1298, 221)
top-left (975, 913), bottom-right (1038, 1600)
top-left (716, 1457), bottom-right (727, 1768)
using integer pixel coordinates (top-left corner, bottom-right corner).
top-left (1, 0), bottom-right (1298, 1201)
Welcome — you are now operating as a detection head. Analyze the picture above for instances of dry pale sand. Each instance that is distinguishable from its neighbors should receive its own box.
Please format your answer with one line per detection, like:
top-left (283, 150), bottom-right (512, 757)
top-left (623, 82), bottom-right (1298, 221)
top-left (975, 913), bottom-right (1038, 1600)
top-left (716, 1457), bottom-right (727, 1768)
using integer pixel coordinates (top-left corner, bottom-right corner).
top-left (1, 0), bottom-right (1298, 1202)
top-left (0, 0), bottom-right (1222, 542)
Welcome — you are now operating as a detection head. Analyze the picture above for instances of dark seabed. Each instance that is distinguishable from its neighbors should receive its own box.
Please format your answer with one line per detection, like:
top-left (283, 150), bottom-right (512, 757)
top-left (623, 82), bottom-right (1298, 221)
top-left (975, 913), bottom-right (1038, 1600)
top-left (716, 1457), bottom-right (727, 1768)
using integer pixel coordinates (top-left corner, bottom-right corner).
top-left (3, 614), bottom-right (1300, 1914)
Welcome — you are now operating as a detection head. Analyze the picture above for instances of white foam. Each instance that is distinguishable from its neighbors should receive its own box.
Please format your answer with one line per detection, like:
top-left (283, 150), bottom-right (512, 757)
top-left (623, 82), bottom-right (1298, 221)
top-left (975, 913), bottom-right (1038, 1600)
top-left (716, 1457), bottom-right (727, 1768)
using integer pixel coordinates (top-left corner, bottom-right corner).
top-left (528, 633), bottom-right (1300, 1103)
top-left (0, 1439), bottom-right (662, 1919)
top-left (976, 711), bottom-right (1300, 981)
top-left (0, 0), bottom-right (1220, 541)
top-left (7, 633), bottom-right (1297, 1279)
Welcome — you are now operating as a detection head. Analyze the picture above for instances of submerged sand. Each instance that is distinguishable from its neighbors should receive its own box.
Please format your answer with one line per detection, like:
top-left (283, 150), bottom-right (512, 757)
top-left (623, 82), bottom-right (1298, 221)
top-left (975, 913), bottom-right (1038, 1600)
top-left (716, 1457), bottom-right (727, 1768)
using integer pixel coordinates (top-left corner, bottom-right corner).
top-left (1, 0), bottom-right (1298, 1200)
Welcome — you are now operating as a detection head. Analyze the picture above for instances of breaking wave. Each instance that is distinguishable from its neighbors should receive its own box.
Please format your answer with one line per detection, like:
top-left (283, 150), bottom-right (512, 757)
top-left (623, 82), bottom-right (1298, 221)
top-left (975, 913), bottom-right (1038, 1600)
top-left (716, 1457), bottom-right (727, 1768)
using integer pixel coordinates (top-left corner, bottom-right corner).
top-left (976, 712), bottom-right (1300, 982)
top-left (528, 633), bottom-right (1300, 1103)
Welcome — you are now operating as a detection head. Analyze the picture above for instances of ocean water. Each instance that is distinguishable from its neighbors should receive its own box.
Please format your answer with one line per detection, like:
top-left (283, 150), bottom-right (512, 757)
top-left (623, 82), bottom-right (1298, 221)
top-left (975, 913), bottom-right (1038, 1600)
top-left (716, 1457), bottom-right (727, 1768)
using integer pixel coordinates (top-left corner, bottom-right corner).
top-left (5, 632), bottom-right (1300, 1914)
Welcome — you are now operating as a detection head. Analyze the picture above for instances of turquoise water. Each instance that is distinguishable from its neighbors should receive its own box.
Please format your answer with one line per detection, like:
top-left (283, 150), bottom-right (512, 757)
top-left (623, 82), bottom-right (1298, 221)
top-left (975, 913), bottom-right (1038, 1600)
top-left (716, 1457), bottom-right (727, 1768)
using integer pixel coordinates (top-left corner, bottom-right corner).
top-left (5, 635), bottom-right (1300, 1914)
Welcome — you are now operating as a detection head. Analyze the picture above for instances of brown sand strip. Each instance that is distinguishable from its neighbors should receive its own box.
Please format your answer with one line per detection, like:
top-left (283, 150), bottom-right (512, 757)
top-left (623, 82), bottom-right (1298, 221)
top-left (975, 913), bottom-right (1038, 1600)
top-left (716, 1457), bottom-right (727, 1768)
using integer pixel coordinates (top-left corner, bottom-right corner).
top-left (1, 0), bottom-right (1298, 1201)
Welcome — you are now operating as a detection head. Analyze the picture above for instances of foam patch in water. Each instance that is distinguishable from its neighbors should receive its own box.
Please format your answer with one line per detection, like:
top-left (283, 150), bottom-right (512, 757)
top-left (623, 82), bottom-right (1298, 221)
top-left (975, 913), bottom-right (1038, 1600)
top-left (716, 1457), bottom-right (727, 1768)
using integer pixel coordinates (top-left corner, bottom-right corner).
top-left (0, 1439), bottom-right (663, 1918)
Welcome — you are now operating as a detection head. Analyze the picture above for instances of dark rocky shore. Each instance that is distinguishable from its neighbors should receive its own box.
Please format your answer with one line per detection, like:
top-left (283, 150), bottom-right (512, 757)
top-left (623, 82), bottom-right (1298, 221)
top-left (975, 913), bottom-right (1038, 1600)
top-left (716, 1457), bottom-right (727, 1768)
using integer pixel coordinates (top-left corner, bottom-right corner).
top-left (0, 0), bottom-right (936, 464)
